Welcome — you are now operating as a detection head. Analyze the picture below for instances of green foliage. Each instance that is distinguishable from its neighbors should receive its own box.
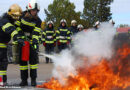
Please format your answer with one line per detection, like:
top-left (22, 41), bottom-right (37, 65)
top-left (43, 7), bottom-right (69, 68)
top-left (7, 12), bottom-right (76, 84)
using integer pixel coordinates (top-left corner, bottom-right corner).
top-left (44, 0), bottom-right (81, 29)
top-left (83, 0), bottom-right (113, 27)
top-left (118, 24), bottom-right (130, 28)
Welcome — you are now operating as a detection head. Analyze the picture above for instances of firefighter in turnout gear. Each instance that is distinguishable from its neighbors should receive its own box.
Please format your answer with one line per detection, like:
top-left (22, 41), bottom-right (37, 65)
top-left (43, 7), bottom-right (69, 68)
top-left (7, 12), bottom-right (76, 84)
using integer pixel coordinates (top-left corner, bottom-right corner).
top-left (56, 19), bottom-right (71, 52)
top-left (69, 20), bottom-right (78, 36)
top-left (0, 4), bottom-right (23, 86)
top-left (109, 19), bottom-right (115, 26)
top-left (18, 0), bottom-right (42, 86)
top-left (42, 21), bottom-right (56, 63)
top-left (77, 24), bottom-right (84, 32)
top-left (93, 21), bottom-right (100, 30)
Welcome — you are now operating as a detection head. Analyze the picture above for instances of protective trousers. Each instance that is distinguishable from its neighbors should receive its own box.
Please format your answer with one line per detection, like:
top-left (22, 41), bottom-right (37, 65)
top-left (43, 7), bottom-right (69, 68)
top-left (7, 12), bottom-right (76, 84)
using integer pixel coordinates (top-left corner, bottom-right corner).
top-left (0, 48), bottom-right (8, 83)
top-left (58, 43), bottom-right (68, 52)
top-left (19, 45), bottom-right (38, 81)
top-left (45, 44), bottom-right (54, 63)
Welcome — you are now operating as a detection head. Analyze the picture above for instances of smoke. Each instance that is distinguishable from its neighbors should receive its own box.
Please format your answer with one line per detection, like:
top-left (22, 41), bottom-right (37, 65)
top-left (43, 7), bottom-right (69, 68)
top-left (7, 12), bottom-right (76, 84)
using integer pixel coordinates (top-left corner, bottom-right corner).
top-left (46, 22), bottom-right (116, 85)
top-left (72, 22), bottom-right (116, 64)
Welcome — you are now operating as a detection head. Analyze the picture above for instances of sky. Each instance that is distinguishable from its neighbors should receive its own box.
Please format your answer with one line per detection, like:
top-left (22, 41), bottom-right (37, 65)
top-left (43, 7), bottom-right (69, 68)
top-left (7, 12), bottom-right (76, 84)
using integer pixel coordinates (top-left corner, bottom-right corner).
top-left (0, 0), bottom-right (130, 26)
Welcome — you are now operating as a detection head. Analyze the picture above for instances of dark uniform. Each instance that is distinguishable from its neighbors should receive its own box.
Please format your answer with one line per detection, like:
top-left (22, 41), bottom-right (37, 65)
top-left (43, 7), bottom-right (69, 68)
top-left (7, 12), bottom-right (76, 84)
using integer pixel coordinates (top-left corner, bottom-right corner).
top-left (0, 13), bottom-right (21, 84)
top-left (69, 26), bottom-right (78, 36)
top-left (56, 25), bottom-right (71, 52)
top-left (18, 12), bottom-right (42, 86)
top-left (42, 26), bottom-right (56, 63)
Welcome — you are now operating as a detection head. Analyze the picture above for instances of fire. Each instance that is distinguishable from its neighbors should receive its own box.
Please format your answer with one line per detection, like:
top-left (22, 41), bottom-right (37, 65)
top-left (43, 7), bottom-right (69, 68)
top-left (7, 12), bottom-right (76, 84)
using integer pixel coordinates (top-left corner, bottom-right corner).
top-left (37, 44), bottom-right (130, 90)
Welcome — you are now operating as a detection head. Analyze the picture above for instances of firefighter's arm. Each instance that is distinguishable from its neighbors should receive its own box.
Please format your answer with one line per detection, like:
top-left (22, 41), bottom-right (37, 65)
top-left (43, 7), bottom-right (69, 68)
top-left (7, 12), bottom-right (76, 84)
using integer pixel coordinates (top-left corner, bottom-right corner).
top-left (67, 30), bottom-right (71, 42)
top-left (56, 29), bottom-right (60, 41)
top-left (14, 20), bottom-right (24, 39)
top-left (2, 22), bottom-right (19, 41)
top-left (32, 26), bottom-right (41, 44)
top-left (53, 30), bottom-right (56, 42)
top-left (42, 30), bottom-right (46, 43)
top-left (2, 22), bottom-right (24, 45)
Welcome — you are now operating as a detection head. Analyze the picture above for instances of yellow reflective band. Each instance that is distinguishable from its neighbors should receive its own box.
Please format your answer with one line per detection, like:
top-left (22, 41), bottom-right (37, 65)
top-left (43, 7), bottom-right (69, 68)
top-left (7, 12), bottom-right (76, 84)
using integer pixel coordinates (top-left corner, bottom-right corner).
top-left (53, 33), bottom-right (56, 36)
top-left (0, 43), bottom-right (7, 48)
top-left (0, 71), bottom-right (7, 75)
top-left (20, 66), bottom-right (28, 70)
top-left (42, 32), bottom-right (46, 35)
top-left (46, 31), bottom-right (54, 33)
top-left (14, 21), bottom-right (21, 26)
top-left (59, 40), bottom-right (67, 43)
top-left (21, 19), bottom-right (35, 27)
top-left (45, 41), bottom-right (54, 44)
top-left (67, 37), bottom-right (71, 39)
top-left (32, 35), bottom-right (39, 40)
top-left (16, 27), bottom-right (22, 31)
top-left (42, 38), bottom-right (45, 41)
top-left (67, 31), bottom-right (70, 34)
top-left (56, 30), bottom-right (60, 34)
top-left (2, 23), bottom-right (13, 32)
top-left (34, 27), bottom-right (41, 33)
top-left (56, 36), bottom-right (59, 39)
top-left (54, 39), bottom-right (56, 41)
top-left (60, 29), bottom-right (68, 31)
top-left (12, 41), bottom-right (18, 45)
top-left (30, 64), bottom-right (38, 69)
top-left (11, 30), bottom-right (18, 38)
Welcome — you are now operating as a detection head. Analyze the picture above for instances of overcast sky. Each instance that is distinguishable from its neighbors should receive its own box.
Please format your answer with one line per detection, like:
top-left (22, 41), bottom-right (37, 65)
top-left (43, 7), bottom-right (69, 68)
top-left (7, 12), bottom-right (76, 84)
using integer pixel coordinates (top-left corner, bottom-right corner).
top-left (0, 0), bottom-right (130, 26)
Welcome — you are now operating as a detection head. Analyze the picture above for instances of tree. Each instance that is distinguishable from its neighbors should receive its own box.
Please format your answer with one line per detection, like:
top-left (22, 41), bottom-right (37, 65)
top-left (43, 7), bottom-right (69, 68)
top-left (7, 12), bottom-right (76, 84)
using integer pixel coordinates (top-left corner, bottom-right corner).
top-left (83, 0), bottom-right (113, 27)
top-left (44, 0), bottom-right (81, 29)
top-left (118, 24), bottom-right (130, 28)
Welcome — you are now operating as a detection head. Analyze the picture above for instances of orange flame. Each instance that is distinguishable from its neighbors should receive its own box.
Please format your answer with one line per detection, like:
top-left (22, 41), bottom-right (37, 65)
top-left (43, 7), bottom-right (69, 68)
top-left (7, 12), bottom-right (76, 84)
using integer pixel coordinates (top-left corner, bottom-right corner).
top-left (37, 44), bottom-right (130, 90)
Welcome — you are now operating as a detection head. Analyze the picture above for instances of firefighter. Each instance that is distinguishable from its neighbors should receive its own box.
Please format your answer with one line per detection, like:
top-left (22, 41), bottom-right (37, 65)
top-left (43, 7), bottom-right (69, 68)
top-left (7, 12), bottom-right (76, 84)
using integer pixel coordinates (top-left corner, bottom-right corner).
top-left (69, 20), bottom-right (78, 35)
top-left (56, 19), bottom-right (71, 52)
top-left (18, 0), bottom-right (42, 86)
top-left (42, 21), bottom-right (56, 63)
top-left (109, 19), bottom-right (115, 26)
top-left (93, 21), bottom-right (100, 30)
top-left (77, 24), bottom-right (84, 32)
top-left (0, 4), bottom-right (23, 86)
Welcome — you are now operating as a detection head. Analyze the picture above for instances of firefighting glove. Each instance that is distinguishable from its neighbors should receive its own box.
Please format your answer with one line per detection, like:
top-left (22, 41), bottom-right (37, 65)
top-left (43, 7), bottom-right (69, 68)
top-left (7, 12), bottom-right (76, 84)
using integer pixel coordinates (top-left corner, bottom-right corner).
top-left (54, 42), bottom-right (56, 47)
top-left (43, 42), bottom-right (46, 47)
top-left (33, 44), bottom-right (39, 52)
top-left (67, 41), bottom-right (70, 45)
top-left (17, 39), bottom-right (25, 46)
top-left (57, 40), bottom-right (61, 45)
top-left (32, 39), bottom-right (39, 52)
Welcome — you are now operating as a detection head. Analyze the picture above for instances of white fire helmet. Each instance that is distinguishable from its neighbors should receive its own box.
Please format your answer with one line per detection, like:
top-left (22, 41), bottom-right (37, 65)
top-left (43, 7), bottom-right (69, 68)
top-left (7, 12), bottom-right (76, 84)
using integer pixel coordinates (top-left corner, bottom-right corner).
top-left (71, 20), bottom-right (77, 25)
top-left (77, 24), bottom-right (84, 29)
top-left (47, 20), bottom-right (54, 26)
top-left (109, 19), bottom-right (115, 25)
top-left (95, 21), bottom-right (100, 26)
top-left (26, 0), bottom-right (40, 11)
top-left (60, 19), bottom-right (67, 24)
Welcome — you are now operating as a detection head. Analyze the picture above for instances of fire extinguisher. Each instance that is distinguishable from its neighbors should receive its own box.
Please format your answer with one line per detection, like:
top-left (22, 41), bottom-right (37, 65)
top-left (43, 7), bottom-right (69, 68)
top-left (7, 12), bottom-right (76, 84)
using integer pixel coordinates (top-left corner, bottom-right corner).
top-left (0, 76), bottom-right (3, 86)
top-left (21, 41), bottom-right (30, 61)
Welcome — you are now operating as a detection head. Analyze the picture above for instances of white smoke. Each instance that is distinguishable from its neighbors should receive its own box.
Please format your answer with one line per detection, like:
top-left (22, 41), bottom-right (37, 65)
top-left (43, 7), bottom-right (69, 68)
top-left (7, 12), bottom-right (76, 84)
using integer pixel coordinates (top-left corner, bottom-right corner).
top-left (72, 22), bottom-right (116, 64)
top-left (45, 22), bottom-right (116, 85)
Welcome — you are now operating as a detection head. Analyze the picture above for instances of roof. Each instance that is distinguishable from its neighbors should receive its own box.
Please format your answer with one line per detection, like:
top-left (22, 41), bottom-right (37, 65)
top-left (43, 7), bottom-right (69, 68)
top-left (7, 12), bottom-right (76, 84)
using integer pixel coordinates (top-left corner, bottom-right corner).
top-left (117, 27), bottom-right (130, 33)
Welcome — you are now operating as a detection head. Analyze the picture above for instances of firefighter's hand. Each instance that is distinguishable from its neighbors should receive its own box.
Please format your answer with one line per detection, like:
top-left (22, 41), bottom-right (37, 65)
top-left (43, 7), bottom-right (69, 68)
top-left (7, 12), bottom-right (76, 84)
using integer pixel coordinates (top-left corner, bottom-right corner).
top-left (54, 42), bottom-right (56, 47)
top-left (67, 41), bottom-right (70, 45)
top-left (43, 42), bottom-right (46, 47)
top-left (57, 40), bottom-right (61, 45)
top-left (33, 44), bottom-right (39, 52)
top-left (18, 39), bottom-right (25, 46)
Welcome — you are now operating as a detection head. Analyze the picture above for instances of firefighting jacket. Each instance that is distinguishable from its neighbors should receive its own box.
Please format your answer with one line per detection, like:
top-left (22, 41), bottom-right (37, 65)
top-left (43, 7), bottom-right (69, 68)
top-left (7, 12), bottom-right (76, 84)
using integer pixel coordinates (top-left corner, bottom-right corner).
top-left (56, 26), bottom-right (71, 43)
top-left (19, 13), bottom-right (42, 44)
top-left (42, 27), bottom-right (56, 44)
top-left (0, 13), bottom-right (19, 48)
top-left (69, 26), bottom-right (78, 35)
